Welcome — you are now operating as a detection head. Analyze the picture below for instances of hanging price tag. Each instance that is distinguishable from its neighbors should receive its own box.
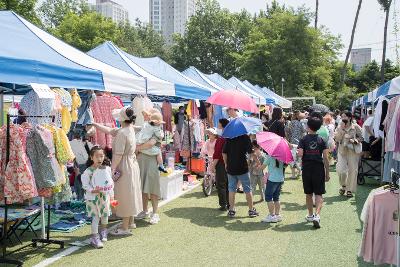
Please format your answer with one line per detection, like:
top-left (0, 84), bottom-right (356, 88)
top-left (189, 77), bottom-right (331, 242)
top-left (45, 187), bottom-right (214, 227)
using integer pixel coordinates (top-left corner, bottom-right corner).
top-left (30, 83), bottom-right (55, 99)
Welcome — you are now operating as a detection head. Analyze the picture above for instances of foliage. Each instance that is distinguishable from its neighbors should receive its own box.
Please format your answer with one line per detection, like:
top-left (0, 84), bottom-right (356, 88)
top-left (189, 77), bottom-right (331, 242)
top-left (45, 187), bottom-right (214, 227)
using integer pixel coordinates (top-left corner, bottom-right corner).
top-left (171, 0), bottom-right (252, 76)
top-left (53, 12), bottom-right (122, 52)
top-left (53, 11), bottom-right (168, 58)
top-left (237, 3), bottom-right (342, 97)
top-left (0, 0), bottom-right (41, 25)
top-left (347, 59), bottom-right (400, 94)
top-left (117, 19), bottom-right (168, 58)
top-left (38, 0), bottom-right (89, 29)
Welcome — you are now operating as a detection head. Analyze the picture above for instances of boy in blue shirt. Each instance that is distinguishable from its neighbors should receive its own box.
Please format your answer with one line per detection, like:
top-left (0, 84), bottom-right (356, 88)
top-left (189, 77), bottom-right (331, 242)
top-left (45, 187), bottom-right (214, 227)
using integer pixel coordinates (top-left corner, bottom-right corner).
top-left (298, 116), bottom-right (330, 229)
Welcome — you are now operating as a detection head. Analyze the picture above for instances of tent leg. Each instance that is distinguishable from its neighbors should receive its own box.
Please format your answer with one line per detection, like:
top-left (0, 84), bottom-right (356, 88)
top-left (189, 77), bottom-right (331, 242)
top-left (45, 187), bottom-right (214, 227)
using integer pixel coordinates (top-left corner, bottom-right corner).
top-left (0, 92), bottom-right (3, 127)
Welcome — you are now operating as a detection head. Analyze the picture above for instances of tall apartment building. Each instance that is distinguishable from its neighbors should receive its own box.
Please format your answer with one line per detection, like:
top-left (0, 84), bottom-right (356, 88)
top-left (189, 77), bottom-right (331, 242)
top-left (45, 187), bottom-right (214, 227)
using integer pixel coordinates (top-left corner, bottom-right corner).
top-left (350, 48), bottom-right (372, 72)
top-left (91, 0), bottom-right (129, 24)
top-left (149, 0), bottom-right (196, 44)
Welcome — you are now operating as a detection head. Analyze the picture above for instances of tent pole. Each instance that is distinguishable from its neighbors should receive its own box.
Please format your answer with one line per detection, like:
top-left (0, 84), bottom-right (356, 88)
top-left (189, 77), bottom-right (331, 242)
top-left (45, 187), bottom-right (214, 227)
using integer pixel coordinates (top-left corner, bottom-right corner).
top-left (145, 77), bottom-right (148, 95)
top-left (0, 91), bottom-right (3, 127)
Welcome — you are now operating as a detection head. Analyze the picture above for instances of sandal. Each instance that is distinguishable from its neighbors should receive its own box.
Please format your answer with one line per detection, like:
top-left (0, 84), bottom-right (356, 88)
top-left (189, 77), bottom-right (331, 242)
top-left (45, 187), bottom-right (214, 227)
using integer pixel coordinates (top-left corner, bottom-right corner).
top-left (339, 187), bottom-right (346, 196)
top-left (346, 191), bottom-right (353, 198)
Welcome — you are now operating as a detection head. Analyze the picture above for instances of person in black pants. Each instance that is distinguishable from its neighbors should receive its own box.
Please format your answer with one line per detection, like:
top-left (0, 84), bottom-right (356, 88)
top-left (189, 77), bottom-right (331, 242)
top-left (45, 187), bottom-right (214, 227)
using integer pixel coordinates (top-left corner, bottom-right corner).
top-left (212, 118), bottom-right (230, 211)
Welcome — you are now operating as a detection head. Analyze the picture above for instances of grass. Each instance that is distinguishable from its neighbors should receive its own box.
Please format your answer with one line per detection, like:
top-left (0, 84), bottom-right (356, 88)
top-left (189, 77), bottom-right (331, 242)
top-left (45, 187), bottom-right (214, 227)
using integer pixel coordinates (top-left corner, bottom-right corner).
top-left (3, 171), bottom-right (389, 267)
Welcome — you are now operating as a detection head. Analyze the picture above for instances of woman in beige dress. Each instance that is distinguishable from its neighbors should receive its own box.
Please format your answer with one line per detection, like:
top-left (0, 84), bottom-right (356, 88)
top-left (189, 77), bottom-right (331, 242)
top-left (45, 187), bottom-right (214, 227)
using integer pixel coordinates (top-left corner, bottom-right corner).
top-left (93, 106), bottom-right (142, 235)
top-left (334, 111), bottom-right (363, 198)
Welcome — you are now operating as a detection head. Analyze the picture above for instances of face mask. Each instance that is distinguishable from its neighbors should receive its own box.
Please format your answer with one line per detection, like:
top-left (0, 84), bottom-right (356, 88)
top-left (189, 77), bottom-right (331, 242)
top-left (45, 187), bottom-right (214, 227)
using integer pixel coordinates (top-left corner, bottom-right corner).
top-left (217, 129), bottom-right (223, 136)
top-left (342, 119), bottom-right (348, 125)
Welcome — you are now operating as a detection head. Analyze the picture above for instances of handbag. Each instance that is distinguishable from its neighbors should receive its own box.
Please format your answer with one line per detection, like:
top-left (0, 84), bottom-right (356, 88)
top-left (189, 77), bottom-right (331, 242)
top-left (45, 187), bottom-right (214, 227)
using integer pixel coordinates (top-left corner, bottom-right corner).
top-left (354, 143), bottom-right (362, 154)
top-left (112, 170), bottom-right (122, 182)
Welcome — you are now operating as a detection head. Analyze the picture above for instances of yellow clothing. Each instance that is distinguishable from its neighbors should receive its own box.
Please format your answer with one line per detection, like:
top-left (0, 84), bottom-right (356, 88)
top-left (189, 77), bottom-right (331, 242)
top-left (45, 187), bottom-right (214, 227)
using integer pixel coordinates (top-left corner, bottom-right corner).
top-left (186, 100), bottom-right (192, 118)
top-left (61, 106), bottom-right (72, 133)
top-left (58, 128), bottom-right (75, 162)
top-left (70, 89), bottom-right (81, 122)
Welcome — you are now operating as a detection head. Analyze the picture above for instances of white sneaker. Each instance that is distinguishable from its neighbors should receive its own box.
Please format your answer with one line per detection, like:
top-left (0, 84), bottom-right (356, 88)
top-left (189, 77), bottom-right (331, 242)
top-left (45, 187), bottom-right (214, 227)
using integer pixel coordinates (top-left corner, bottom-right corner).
top-left (275, 214), bottom-right (282, 222)
top-left (261, 214), bottom-right (277, 223)
top-left (135, 211), bottom-right (150, 220)
top-left (313, 215), bottom-right (321, 229)
top-left (305, 214), bottom-right (314, 222)
top-left (149, 213), bottom-right (160, 225)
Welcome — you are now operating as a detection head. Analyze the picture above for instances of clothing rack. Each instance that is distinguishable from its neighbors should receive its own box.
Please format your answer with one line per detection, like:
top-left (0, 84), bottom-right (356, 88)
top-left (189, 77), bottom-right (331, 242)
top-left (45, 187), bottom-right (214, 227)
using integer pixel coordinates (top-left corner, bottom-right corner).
top-left (0, 114), bottom-right (64, 266)
top-left (391, 170), bottom-right (400, 267)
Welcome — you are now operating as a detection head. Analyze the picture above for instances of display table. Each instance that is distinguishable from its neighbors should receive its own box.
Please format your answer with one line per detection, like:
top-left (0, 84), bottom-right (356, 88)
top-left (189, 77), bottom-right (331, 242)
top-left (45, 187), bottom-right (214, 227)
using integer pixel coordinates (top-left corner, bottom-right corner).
top-left (160, 170), bottom-right (184, 200)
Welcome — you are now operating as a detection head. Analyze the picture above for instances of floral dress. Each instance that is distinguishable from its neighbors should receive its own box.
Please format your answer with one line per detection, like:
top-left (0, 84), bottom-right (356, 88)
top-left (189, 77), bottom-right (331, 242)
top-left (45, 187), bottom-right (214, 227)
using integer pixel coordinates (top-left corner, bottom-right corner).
top-left (0, 125), bottom-right (38, 203)
top-left (82, 167), bottom-right (113, 219)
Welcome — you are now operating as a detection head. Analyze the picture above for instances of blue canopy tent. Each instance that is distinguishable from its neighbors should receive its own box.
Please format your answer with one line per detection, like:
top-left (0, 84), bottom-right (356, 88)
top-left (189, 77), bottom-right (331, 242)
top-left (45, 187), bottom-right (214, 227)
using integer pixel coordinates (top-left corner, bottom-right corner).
top-left (242, 80), bottom-right (276, 105)
top-left (252, 84), bottom-right (292, 109)
top-left (0, 11), bottom-right (146, 95)
top-left (353, 78), bottom-right (400, 107)
top-left (205, 73), bottom-right (236, 90)
top-left (181, 67), bottom-right (223, 93)
top-left (228, 77), bottom-right (267, 105)
top-left (88, 42), bottom-right (211, 101)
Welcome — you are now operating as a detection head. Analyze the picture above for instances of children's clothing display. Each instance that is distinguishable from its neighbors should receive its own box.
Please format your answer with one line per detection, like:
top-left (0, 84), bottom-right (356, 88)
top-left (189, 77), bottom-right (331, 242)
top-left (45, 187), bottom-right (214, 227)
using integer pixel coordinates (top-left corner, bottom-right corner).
top-left (162, 100), bottom-right (173, 132)
top-left (132, 95), bottom-right (153, 127)
top-left (90, 94), bottom-right (123, 149)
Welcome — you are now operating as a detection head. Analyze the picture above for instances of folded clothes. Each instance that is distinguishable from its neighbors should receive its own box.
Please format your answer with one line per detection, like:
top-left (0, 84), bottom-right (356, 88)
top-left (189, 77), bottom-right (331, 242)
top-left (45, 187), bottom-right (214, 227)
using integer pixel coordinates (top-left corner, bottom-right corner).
top-left (50, 220), bottom-right (86, 233)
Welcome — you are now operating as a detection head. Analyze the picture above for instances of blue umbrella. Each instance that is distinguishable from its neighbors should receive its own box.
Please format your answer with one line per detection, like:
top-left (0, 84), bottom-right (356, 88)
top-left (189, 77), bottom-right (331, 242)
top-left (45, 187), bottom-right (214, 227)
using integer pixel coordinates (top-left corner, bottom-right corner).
top-left (222, 117), bottom-right (262, 139)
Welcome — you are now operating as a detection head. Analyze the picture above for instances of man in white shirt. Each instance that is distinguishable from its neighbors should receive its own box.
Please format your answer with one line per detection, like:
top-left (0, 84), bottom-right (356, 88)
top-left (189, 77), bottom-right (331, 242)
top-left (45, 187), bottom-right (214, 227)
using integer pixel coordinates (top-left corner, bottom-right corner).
top-left (362, 110), bottom-right (374, 158)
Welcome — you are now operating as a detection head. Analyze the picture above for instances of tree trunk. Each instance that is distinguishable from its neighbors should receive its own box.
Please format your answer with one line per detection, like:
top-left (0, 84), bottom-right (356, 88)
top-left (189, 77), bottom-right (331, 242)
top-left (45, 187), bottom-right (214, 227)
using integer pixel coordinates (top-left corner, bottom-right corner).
top-left (314, 0), bottom-right (319, 29)
top-left (381, 0), bottom-right (392, 84)
top-left (341, 0), bottom-right (363, 86)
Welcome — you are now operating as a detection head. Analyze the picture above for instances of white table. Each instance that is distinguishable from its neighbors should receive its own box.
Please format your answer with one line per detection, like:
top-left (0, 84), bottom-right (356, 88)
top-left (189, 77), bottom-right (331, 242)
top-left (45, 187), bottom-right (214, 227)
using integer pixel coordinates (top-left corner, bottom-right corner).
top-left (160, 170), bottom-right (184, 200)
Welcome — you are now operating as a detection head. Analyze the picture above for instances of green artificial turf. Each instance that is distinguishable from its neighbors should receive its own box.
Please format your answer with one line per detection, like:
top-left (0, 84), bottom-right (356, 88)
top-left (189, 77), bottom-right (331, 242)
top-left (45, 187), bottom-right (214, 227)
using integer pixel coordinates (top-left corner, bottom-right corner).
top-left (5, 171), bottom-right (390, 267)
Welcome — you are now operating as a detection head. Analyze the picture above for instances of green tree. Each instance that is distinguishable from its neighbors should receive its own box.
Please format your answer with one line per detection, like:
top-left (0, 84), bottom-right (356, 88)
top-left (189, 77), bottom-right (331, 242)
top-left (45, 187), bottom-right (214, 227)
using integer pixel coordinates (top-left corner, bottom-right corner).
top-left (53, 12), bottom-right (121, 52)
top-left (38, 0), bottom-right (89, 28)
top-left (116, 19), bottom-right (168, 58)
top-left (237, 3), bottom-right (341, 97)
top-left (171, 0), bottom-right (252, 77)
top-left (0, 0), bottom-right (41, 25)
top-left (378, 0), bottom-right (393, 83)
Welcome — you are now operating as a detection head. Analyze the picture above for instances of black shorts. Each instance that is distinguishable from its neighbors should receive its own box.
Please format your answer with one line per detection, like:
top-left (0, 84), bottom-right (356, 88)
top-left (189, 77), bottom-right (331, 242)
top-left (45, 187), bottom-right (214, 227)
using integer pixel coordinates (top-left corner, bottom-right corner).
top-left (302, 162), bottom-right (326, 195)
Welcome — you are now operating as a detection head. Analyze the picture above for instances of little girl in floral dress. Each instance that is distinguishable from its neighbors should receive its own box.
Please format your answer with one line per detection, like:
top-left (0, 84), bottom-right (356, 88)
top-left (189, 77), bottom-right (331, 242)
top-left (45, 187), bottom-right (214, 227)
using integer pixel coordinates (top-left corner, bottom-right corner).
top-left (82, 146), bottom-right (114, 249)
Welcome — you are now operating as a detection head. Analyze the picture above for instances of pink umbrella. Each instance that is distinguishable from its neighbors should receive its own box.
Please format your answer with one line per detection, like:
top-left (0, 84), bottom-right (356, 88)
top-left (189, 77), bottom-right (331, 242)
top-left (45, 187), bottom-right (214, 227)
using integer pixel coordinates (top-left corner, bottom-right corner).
top-left (206, 90), bottom-right (258, 113)
top-left (256, 132), bottom-right (293, 164)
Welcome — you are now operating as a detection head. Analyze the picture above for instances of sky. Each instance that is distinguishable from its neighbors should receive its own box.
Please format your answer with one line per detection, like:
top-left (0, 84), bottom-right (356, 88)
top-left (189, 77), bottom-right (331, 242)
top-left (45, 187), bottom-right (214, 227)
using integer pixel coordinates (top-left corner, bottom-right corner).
top-left (93, 0), bottom-right (400, 62)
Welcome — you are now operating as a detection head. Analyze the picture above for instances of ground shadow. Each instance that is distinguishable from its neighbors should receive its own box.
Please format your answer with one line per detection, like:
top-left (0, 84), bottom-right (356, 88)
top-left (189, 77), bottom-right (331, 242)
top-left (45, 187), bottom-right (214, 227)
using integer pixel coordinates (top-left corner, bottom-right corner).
top-left (323, 195), bottom-right (349, 205)
top-left (280, 202), bottom-right (305, 212)
top-left (164, 207), bottom-right (268, 232)
top-left (271, 221), bottom-right (314, 232)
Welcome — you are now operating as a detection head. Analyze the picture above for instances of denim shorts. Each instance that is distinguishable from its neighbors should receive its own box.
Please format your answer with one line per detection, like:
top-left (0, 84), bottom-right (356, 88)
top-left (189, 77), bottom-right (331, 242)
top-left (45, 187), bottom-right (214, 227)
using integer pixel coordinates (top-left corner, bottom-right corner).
top-left (265, 181), bottom-right (283, 202)
top-left (227, 173), bottom-right (252, 193)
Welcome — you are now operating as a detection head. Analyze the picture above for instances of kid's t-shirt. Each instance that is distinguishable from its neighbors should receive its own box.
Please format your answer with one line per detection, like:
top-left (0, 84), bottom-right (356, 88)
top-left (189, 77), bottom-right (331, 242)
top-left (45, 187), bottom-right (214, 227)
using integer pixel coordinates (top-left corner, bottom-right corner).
top-left (263, 155), bottom-right (284, 183)
top-left (298, 134), bottom-right (327, 165)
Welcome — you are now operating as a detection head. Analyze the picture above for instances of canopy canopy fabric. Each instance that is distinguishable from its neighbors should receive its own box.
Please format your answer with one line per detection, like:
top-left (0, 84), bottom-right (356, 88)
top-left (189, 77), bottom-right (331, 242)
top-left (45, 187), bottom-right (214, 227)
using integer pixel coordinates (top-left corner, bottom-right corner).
top-left (228, 77), bottom-right (267, 105)
top-left (0, 11), bottom-right (146, 94)
top-left (88, 42), bottom-right (174, 97)
top-left (242, 80), bottom-right (276, 105)
top-left (353, 77), bottom-right (400, 106)
top-left (205, 73), bottom-right (236, 90)
top-left (181, 67), bottom-right (222, 92)
top-left (88, 42), bottom-right (212, 100)
top-left (253, 84), bottom-right (293, 109)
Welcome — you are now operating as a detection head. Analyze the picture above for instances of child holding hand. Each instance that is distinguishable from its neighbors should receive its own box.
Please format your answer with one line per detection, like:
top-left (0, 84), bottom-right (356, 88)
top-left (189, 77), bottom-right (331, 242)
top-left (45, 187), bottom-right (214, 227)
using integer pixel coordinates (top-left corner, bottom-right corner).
top-left (82, 146), bottom-right (114, 249)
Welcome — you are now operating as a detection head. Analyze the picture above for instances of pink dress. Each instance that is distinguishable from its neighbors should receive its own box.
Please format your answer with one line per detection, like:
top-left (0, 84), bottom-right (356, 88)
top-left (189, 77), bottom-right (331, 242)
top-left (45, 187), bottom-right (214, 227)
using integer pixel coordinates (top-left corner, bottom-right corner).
top-left (90, 95), bottom-right (123, 149)
top-left (162, 101), bottom-right (172, 132)
top-left (0, 125), bottom-right (38, 204)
